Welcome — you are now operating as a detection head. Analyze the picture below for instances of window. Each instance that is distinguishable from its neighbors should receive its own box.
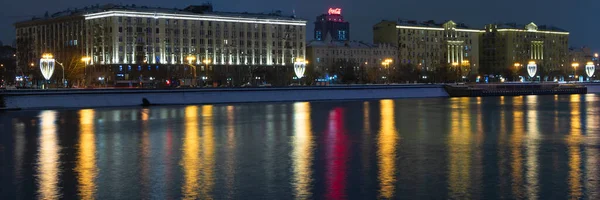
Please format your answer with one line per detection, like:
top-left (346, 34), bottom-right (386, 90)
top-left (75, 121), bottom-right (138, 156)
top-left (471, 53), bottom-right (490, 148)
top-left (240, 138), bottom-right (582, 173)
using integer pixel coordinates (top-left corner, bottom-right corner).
top-left (316, 31), bottom-right (322, 40)
top-left (338, 30), bottom-right (347, 40)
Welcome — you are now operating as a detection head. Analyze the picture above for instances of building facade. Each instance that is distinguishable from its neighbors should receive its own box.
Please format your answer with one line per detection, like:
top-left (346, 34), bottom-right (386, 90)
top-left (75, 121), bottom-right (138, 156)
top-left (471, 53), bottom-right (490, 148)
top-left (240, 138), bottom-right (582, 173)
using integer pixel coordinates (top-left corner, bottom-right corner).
top-left (306, 40), bottom-right (397, 72)
top-left (314, 8), bottom-right (349, 41)
top-left (374, 20), bottom-right (481, 78)
top-left (480, 22), bottom-right (569, 79)
top-left (15, 10), bottom-right (86, 85)
top-left (15, 4), bottom-right (307, 87)
top-left (307, 9), bottom-right (396, 83)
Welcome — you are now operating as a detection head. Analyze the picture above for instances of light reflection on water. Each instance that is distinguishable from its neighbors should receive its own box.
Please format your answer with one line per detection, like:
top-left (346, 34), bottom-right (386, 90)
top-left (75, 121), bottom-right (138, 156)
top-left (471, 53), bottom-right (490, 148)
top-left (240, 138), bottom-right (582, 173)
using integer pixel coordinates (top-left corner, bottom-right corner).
top-left (2, 95), bottom-right (600, 199)
top-left (36, 110), bottom-right (61, 200)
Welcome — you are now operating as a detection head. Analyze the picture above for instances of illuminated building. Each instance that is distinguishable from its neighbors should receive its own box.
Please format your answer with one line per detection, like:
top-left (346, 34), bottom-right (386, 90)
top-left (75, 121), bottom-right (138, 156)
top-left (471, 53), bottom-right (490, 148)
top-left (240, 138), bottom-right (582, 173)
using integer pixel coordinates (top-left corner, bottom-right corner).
top-left (314, 8), bottom-right (349, 41)
top-left (15, 4), bottom-right (306, 86)
top-left (373, 20), bottom-right (481, 75)
top-left (568, 46), bottom-right (596, 78)
top-left (307, 9), bottom-right (397, 79)
top-left (480, 22), bottom-right (569, 79)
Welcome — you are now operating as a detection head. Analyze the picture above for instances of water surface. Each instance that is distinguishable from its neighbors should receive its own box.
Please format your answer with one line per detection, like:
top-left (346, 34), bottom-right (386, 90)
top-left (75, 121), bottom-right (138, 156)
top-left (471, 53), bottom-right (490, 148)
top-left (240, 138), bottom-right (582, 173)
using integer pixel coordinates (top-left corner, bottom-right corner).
top-left (1, 95), bottom-right (599, 199)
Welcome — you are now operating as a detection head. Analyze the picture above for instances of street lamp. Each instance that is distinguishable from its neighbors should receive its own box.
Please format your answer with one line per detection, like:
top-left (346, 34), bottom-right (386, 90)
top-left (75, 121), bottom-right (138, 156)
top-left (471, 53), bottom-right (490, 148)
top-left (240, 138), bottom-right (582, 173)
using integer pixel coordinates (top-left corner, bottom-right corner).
top-left (40, 53), bottom-right (56, 82)
top-left (514, 62), bottom-right (522, 81)
top-left (527, 61), bottom-right (537, 80)
top-left (586, 61), bottom-right (595, 80)
top-left (294, 58), bottom-right (307, 79)
top-left (381, 58), bottom-right (393, 83)
top-left (186, 55), bottom-right (198, 86)
top-left (572, 62), bottom-right (579, 81)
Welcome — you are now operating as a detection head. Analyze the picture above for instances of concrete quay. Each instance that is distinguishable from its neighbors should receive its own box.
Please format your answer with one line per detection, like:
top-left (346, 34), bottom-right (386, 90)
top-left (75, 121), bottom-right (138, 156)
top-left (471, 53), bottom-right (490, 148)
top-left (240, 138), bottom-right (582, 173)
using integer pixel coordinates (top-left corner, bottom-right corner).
top-left (0, 85), bottom-right (449, 110)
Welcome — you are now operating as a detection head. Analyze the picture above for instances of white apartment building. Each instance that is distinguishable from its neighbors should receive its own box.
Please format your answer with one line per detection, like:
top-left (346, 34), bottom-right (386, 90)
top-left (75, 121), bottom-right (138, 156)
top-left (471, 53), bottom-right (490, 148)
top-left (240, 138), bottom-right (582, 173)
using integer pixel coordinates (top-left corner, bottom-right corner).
top-left (16, 4), bottom-right (307, 86)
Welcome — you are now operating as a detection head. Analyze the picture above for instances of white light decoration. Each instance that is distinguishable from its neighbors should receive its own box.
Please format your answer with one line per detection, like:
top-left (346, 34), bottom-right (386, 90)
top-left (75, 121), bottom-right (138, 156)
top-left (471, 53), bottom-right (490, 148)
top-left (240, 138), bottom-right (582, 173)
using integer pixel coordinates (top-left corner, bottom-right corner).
top-left (40, 54), bottom-right (56, 80)
top-left (527, 61), bottom-right (537, 78)
top-left (84, 11), bottom-right (307, 26)
top-left (293, 59), bottom-right (307, 78)
top-left (586, 62), bottom-right (596, 78)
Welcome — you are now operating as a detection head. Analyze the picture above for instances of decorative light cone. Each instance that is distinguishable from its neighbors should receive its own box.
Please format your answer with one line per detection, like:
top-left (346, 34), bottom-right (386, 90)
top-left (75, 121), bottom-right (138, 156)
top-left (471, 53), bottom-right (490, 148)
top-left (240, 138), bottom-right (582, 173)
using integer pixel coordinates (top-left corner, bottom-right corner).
top-left (586, 63), bottom-right (595, 78)
top-left (40, 58), bottom-right (56, 80)
top-left (294, 61), bottom-right (306, 78)
top-left (527, 62), bottom-right (537, 78)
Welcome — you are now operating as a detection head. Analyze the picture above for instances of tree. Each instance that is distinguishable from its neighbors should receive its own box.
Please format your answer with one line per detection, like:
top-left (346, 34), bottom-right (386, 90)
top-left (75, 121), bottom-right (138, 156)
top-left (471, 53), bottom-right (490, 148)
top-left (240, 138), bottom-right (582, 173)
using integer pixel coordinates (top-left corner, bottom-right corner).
top-left (328, 60), bottom-right (359, 84)
top-left (62, 51), bottom-right (86, 86)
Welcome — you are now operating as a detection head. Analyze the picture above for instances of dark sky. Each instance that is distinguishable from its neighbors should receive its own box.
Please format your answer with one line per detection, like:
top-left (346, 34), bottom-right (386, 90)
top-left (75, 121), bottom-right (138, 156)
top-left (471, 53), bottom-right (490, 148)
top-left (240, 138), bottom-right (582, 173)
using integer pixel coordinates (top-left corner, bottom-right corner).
top-left (0, 0), bottom-right (597, 51)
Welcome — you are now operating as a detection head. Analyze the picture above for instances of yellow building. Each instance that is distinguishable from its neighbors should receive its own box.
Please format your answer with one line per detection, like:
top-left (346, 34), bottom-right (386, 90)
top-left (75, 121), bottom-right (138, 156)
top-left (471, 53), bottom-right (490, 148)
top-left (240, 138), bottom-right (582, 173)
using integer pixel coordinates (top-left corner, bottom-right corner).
top-left (480, 22), bottom-right (569, 79)
top-left (373, 20), bottom-right (481, 78)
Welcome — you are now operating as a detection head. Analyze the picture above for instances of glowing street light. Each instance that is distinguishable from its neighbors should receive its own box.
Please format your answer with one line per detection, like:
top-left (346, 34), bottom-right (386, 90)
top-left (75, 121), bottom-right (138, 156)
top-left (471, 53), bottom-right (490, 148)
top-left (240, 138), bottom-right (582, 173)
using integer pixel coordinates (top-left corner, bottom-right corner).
top-left (527, 61), bottom-right (537, 78)
top-left (514, 63), bottom-right (522, 68)
top-left (202, 59), bottom-right (212, 65)
top-left (294, 58), bottom-right (307, 79)
top-left (40, 53), bottom-right (56, 81)
top-left (586, 61), bottom-right (595, 78)
top-left (186, 55), bottom-right (196, 64)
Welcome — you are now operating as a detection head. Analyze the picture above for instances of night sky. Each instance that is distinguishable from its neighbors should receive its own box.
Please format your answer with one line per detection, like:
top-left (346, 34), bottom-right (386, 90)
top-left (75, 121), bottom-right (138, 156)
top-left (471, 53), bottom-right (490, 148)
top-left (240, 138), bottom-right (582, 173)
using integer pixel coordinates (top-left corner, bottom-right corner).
top-left (0, 0), bottom-right (597, 51)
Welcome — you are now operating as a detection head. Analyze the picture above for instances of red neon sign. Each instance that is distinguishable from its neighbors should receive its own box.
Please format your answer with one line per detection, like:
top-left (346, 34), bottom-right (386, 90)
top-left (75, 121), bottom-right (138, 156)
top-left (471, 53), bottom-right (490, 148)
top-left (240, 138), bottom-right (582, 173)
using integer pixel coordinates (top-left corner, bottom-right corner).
top-left (328, 8), bottom-right (341, 15)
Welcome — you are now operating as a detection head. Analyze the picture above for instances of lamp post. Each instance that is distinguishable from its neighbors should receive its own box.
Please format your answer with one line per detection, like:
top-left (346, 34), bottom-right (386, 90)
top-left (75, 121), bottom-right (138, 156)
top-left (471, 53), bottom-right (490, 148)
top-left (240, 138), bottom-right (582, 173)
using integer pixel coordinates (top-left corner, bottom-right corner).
top-left (381, 58), bottom-right (393, 83)
top-left (81, 56), bottom-right (91, 87)
top-left (202, 59), bottom-right (211, 87)
top-left (294, 58), bottom-right (307, 85)
top-left (572, 62), bottom-right (579, 82)
top-left (186, 55), bottom-right (197, 86)
top-left (461, 60), bottom-right (470, 82)
top-left (513, 62), bottom-right (522, 82)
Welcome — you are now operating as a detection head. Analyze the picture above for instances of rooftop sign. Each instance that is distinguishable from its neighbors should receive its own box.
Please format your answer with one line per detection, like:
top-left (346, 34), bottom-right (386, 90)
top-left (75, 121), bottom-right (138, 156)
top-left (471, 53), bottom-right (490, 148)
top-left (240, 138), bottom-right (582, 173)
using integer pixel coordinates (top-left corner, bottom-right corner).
top-left (328, 8), bottom-right (341, 15)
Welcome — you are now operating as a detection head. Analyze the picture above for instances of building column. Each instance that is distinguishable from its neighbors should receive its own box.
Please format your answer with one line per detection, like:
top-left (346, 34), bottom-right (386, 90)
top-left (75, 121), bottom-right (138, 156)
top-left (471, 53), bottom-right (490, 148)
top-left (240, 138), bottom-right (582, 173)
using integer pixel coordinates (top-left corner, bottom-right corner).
top-left (447, 44), bottom-right (451, 63)
top-left (459, 45), bottom-right (465, 64)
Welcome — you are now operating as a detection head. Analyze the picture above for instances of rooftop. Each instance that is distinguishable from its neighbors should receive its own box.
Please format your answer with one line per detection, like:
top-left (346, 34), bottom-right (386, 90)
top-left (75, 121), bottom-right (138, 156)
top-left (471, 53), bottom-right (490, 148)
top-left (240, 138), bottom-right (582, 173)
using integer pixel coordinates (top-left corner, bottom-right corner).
top-left (18, 3), bottom-right (303, 24)
top-left (495, 23), bottom-right (568, 32)
top-left (397, 19), bottom-right (473, 29)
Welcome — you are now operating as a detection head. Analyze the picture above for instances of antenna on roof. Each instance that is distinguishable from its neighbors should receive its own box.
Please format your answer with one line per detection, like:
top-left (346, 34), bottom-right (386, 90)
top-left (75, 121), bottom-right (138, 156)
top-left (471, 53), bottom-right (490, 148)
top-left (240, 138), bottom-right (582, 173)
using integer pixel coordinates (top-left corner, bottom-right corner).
top-left (292, 9), bottom-right (296, 18)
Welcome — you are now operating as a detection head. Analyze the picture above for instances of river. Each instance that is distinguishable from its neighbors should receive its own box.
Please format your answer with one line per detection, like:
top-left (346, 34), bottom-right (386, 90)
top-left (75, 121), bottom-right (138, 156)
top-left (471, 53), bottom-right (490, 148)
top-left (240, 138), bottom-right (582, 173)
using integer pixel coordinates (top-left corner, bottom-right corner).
top-left (1, 95), bottom-right (599, 199)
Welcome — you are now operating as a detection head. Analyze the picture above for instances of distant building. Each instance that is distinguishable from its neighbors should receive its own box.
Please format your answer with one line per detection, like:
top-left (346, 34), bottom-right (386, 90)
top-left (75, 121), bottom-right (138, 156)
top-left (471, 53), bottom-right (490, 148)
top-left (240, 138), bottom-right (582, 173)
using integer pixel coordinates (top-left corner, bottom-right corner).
top-left (15, 4), bottom-right (307, 86)
top-left (480, 22), bottom-right (569, 79)
top-left (0, 45), bottom-right (16, 84)
top-left (569, 46), bottom-right (597, 78)
top-left (373, 20), bottom-right (481, 76)
top-left (569, 46), bottom-right (592, 65)
top-left (313, 8), bottom-right (349, 41)
top-left (306, 39), bottom-right (397, 72)
top-left (307, 9), bottom-right (397, 81)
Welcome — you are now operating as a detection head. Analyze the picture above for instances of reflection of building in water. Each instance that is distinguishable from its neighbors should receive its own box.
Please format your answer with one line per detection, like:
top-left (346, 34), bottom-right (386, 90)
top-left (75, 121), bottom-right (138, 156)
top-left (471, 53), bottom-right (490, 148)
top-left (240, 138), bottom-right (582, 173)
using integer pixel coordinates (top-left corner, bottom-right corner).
top-left (585, 96), bottom-right (599, 199)
top-left (510, 96), bottom-right (524, 198)
top-left (181, 105), bottom-right (216, 200)
top-left (362, 102), bottom-right (371, 177)
top-left (448, 98), bottom-right (472, 199)
top-left (37, 110), bottom-right (61, 200)
top-left (567, 95), bottom-right (582, 199)
top-left (225, 106), bottom-right (236, 197)
top-left (13, 121), bottom-right (26, 198)
top-left (76, 109), bottom-right (98, 199)
top-left (200, 105), bottom-right (215, 198)
top-left (139, 108), bottom-right (151, 198)
top-left (378, 99), bottom-right (398, 199)
top-left (181, 106), bottom-right (200, 199)
top-left (292, 102), bottom-right (313, 199)
top-left (525, 96), bottom-right (539, 200)
top-left (325, 108), bottom-right (348, 200)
